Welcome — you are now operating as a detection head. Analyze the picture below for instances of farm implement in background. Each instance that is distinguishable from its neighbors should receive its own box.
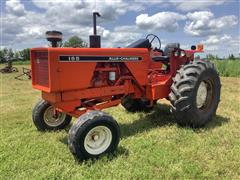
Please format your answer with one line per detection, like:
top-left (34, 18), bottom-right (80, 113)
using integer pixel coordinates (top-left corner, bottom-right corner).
top-left (15, 67), bottom-right (32, 80)
top-left (0, 59), bottom-right (18, 73)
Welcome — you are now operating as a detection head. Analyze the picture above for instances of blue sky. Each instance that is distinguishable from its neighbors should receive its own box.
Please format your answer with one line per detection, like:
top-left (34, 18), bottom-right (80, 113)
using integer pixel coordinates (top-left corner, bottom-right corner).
top-left (1, 0), bottom-right (239, 57)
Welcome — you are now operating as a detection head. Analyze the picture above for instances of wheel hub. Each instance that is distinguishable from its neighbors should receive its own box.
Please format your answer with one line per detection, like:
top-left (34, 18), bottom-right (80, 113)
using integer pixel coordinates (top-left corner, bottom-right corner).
top-left (92, 134), bottom-right (99, 141)
top-left (196, 81), bottom-right (208, 108)
top-left (84, 126), bottom-right (112, 155)
top-left (43, 106), bottom-right (66, 127)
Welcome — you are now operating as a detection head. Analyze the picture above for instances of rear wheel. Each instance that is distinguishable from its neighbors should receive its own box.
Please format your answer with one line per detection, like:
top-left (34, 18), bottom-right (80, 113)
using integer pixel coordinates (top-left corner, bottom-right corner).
top-left (32, 100), bottom-right (72, 131)
top-left (68, 111), bottom-right (120, 161)
top-left (169, 60), bottom-right (221, 127)
top-left (121, 96), bottom-right (153, 112)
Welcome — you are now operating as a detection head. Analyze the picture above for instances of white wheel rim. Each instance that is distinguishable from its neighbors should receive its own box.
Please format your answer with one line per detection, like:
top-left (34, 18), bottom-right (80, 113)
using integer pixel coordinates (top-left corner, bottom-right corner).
top-left (196, 81), bottom-right (208, 108)
top-left (43, 106), bottom-right (66, 127)
top-left (84, 126), bottom-right (112, 155)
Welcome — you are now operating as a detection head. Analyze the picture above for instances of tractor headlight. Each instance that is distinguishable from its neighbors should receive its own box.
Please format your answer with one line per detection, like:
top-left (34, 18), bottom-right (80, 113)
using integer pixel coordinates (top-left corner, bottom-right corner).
top-left (180, 51), bottom-right (186, 57)
top-left (174, 51), bottom-right (179, 57)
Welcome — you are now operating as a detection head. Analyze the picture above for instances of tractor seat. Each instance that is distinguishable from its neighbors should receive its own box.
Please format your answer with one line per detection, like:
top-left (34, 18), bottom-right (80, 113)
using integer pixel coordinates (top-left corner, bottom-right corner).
top-left (163, 43), bottom-right (180, 56)
top-left (126, 39), bottom-right (151, 48)
top-left (152, 43), bottom-right (180, 63)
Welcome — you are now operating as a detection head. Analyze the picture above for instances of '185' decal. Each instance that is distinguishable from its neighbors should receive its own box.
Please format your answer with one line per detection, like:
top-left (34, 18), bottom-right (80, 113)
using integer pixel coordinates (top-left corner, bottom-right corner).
top-left (59, 56), bottom-right (142, 62)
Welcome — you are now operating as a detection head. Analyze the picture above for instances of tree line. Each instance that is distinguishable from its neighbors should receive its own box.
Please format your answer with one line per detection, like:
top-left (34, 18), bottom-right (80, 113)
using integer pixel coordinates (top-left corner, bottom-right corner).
top-left (205, 54), bottom-right (239, 60)
top-left (0, 36), bottom-right (87, 63)
top-left (0, 48), bottom-right (30, 63)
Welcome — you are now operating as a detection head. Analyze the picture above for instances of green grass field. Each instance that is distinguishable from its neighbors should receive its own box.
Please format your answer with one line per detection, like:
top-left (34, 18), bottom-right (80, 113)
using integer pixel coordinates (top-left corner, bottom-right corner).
top-left (0, 65), bottom-right (240, 179)
top-left (212, 60), bottom-right (240, 77)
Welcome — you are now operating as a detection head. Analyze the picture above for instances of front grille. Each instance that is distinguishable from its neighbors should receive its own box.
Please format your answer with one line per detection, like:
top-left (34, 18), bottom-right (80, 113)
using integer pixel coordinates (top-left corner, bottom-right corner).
top-left (33, 51), bottom-right (49, 87)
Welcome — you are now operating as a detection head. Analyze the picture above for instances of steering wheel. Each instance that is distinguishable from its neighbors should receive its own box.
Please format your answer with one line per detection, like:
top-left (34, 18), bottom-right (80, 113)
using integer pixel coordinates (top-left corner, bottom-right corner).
top-left (146, 34), bottom-right (161, 50)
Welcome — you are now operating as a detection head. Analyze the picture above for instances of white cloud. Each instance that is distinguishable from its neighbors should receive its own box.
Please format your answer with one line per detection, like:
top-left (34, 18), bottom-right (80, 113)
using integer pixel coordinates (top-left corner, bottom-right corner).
top-left (103, 25), bottom-right (169, 48)
top-left (31, 0), bottom-right (145, 25)
top-left (184, 11), bottom-right (238, 36)
top-left (102, 25), bottom-right (142, 47)
top-left (201, 34), bottom-right (231, 45)
top-left (0, 46), bottom-right (6, 50)
top-left (2, 0), bottom-right (239, 58)
top-left (6, 0), bottom-right (26, 16)
top-left (2, 0), bottom-right (156, 49)
top-left (201, 34), bottom-right (240, 56)
top-left (136, 12), bottom-right (186, 32)
top-left (2, 0), bottom-right (149, 47)
top-left (135, 0), bottom-right (229, 12)
top-left (2, 10), bottom-right (49, 46)
top-left (16, 26), bottom-right (47, 42)
top-left (171, 0), bottom-right (226, 11)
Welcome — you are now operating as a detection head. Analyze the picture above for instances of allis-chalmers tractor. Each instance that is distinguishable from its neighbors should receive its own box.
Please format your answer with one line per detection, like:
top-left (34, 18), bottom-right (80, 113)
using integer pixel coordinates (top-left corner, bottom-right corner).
top-left (31, 13), bottom-right (221, 160)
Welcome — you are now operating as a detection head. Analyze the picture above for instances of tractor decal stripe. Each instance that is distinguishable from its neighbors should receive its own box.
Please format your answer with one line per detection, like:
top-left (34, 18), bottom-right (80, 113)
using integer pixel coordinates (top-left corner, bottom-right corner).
top-left (59, 56), bottom-right (142, 62)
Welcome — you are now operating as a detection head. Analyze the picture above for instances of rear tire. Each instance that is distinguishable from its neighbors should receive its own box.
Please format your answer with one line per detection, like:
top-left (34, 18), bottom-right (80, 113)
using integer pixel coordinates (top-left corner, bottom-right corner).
top-left (32, 100), bottom-right (72, 131)
top-left (121, 96), bottom-right (153, 112)
top-left (169, 60), bottom-right (221, 127)
top-left (68, 111), bottom-right (120, 161)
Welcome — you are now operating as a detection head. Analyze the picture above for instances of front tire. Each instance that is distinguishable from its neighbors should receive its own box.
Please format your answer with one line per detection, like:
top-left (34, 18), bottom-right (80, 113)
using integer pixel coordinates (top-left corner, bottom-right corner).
top-left (169, 60), bottom-right (221, 127)
top-left (68, 111), bottom-right (120, 161)
top-left (32, 100), bottom-right (72, 131)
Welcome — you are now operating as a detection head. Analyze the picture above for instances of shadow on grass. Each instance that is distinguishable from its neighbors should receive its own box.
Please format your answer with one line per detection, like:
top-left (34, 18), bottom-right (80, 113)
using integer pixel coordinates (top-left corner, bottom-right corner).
top-left (59, 134), bottom-right (130, 161)
top-left (59, 135), bottom-right (129, 163)
top-left (120, 103), bottom-right (229, 138)
top-left (14, 78), bottom-right (31, 81)
top-left (79, 146), bottom-right (129, 165)
top-left (119, 104), bottom-right (173, 139)
top-left (59, 136), bottom-right (68, 145)
top-left (195, 115), bottom-right (230, 133)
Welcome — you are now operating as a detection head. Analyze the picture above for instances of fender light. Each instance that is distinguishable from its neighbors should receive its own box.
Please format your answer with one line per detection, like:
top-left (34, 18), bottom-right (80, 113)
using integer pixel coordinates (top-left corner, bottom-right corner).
top-left (197, 44), bottom-right (204, 51)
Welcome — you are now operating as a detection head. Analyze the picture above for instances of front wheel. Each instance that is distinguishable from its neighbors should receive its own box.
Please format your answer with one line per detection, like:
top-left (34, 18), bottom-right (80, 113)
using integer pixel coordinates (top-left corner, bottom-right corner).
top-left (32, 100), bottom-right (72, 131)
top-left (68, 111), bottom-right (120, 161)
top-left (169, 60), bottom-right (221, 127)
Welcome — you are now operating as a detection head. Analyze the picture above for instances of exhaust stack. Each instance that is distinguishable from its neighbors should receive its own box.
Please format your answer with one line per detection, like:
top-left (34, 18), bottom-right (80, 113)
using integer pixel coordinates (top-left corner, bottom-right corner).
top-left (89, 12), bottom-right (101, 48)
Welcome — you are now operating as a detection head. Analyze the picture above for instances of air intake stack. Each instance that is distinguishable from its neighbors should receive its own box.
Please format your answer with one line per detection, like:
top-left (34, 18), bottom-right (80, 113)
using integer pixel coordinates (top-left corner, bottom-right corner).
top-left (46, 30), bottom-right (62, 47)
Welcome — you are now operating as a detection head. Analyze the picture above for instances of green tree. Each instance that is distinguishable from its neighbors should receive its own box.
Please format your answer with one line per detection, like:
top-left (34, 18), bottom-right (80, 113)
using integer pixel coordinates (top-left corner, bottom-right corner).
top-left (0, 49), bottom-right (4, 57)
top-left (0, 50), bottom-right (4, 63)
top-left (3, 48), bottom-right (8, 57)
top-left (63, 36), bottom-right (88, 48)
top-left (206, 54), bottom-right (215, 60)
top-left (0, 48), bottom-right (9, 63)
top-left (19, 48), bottom-right (30, 61)
top-left (7, 48), bottom-right (14, 58)
top-left (229, 54), bottom-right (235, 60)
top-left (14, 51), bottom-right (19, 59)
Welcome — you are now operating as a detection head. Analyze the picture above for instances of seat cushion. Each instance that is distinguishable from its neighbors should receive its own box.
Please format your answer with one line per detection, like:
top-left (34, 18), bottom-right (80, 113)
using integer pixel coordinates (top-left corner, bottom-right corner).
top-left (126, 39), bottom-right (151, 48)
top-left (164, 43), bottom-right (180, 55)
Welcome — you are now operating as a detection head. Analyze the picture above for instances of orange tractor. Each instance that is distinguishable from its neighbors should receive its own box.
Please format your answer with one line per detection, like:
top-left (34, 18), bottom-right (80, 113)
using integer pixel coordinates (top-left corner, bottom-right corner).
top-left (31, 13), bottom-right (221, 160)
